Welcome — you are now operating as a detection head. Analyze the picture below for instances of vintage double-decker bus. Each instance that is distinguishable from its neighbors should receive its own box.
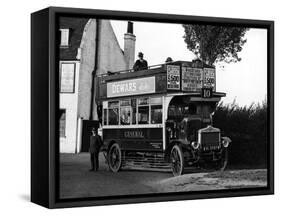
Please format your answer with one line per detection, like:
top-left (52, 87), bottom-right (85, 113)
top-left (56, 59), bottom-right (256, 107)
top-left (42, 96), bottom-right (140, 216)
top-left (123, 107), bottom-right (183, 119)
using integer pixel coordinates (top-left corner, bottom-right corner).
top-left (96, 60), bottom-right (231, 176)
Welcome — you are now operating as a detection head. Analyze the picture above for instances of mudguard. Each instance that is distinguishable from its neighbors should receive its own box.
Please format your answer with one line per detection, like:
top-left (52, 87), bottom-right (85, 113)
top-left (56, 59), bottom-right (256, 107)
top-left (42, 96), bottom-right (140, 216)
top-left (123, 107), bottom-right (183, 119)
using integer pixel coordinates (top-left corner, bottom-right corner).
top-left (221, 136), bottom-right (232, 143)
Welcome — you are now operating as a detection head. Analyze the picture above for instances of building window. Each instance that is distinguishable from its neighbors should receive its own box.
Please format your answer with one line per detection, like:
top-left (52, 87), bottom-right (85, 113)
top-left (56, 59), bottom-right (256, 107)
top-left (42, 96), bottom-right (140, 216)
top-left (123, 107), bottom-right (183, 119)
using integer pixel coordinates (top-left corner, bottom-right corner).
top-left (60, 29), bottom-right (70, 47)
top-left (60, 63), bottom-right (75, 93)
top-left (59, 110), bottom-right (66, 137)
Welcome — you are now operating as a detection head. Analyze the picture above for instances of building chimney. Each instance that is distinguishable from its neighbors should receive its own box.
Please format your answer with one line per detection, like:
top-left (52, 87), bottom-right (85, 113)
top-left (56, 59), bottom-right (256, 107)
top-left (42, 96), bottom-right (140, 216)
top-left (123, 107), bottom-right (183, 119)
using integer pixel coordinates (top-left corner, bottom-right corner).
top-left (124, 21), bottom-right (136, 70)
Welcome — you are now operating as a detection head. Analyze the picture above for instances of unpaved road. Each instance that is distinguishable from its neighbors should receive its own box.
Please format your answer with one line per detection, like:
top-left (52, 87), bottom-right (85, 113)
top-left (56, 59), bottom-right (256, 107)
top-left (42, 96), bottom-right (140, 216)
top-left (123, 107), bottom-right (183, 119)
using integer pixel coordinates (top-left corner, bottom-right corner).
top-left (152, 169), bottom-right (267, 193)
top-left (60, 153), bottom-right (267, 199)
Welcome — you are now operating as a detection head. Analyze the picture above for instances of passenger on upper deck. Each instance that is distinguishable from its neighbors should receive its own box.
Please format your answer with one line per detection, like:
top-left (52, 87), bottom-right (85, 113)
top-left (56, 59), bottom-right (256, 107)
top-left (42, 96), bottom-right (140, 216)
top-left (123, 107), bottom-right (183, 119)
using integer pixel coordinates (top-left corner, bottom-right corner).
top-left (165, 57), bottom-right (173, 63)
top-left (133, 52), bottom-right (148, 71)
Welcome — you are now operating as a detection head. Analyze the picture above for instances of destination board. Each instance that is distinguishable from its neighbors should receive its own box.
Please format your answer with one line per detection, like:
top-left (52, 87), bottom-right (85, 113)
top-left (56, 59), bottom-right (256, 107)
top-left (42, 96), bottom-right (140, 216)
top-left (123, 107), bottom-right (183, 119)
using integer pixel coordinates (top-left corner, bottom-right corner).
top-left (167, 65), bottom-right (180, 90)
top-left (181, 67), bottom-right (203, 91)
top-left (203, 68), bottom-right (216, 90)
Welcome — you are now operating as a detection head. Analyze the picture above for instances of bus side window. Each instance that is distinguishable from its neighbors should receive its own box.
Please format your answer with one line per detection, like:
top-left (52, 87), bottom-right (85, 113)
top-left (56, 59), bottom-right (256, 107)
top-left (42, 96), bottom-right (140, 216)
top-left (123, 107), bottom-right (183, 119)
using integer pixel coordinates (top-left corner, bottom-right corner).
top-left (138, 98), bottom-right (149, 124)
top-left (103, 109), bottom-right (107, 125)
top-left (189, 104), bottom-right (197, 115)
top-left (132, 99), bottom-right (136, 124)
top-left (150, 97), bottom-right (162, 124)
top-left (108, 101), bottom-right (119, 125)
top-left (138, 107), bottom-right (149, 124)
top-left (151, 105), bottom-right (162, 124)
top-left (120, 99), bottom-right (131, 125)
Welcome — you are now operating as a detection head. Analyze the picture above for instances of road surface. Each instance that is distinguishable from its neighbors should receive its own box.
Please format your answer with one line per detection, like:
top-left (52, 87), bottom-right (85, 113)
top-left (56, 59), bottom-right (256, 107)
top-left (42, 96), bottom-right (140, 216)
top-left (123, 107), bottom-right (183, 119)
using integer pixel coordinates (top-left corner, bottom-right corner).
top-left (60, 153), bottom-right (267, 199)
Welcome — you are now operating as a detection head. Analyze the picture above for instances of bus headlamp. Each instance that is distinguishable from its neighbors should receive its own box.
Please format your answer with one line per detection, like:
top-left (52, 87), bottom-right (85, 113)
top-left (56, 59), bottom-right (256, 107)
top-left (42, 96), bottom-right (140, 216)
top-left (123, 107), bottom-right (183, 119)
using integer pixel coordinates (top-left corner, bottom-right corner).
top-left (222, 140), bottom-right (229, 148)
top-left (191, 141), bottom-right (200, 150)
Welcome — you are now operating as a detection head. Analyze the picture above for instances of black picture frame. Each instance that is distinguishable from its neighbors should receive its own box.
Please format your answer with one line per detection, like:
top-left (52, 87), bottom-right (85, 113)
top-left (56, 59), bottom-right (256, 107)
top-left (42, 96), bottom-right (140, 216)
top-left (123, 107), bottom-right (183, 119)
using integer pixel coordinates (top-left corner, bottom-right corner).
top-left (31, 6), bottom-right (274, 208)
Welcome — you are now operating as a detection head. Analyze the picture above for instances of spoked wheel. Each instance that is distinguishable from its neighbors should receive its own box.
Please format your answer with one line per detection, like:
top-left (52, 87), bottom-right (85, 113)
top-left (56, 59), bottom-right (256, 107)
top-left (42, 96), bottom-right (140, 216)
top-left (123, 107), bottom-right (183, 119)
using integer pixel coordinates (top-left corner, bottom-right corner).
top-left (216, 148), bottom-right (228, 171)
top-left (170, 145), bottom-right (184, 176)
top-left (108, 143), bottom-right (122, 172)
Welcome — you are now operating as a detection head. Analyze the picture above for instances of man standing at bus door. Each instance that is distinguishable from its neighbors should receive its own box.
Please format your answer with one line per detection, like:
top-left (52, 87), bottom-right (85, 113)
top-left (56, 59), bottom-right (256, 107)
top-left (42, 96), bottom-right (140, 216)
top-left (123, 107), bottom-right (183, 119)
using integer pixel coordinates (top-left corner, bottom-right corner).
top-left (133, 52), bottom-right (148, 71)
top-left (89, 129), bottom-right (103, 171)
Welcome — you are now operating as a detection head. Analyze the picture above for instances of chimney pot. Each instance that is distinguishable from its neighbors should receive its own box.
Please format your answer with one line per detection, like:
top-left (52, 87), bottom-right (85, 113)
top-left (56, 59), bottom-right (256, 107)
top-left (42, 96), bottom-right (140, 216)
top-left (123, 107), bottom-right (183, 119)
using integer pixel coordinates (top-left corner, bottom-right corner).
top-left (124, 21), bottom-right (136, 70)
top-left (127, 21), bottom-right (133, 34)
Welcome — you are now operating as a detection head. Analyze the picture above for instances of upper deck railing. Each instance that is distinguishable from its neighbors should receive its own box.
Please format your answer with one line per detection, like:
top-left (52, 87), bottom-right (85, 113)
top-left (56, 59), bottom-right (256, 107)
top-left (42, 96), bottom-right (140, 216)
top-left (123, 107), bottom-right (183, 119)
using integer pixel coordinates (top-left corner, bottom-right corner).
top-left (97, 62), bottom-right (175, 78)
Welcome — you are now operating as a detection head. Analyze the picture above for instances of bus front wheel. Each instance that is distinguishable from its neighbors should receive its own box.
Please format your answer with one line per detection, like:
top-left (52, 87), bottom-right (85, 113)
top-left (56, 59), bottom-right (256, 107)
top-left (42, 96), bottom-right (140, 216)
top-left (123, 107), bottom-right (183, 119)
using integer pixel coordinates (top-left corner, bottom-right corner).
top-left (170, 145), bottom-right (184, 176)
top-left (108, 143), bottom-right (122, 172)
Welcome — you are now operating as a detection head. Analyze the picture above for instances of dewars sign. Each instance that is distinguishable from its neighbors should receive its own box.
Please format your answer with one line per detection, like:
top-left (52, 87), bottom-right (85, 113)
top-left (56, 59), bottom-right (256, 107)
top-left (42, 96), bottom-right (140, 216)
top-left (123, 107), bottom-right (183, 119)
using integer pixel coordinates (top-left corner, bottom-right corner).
top-left (107, 76), bottom-right (155, 98)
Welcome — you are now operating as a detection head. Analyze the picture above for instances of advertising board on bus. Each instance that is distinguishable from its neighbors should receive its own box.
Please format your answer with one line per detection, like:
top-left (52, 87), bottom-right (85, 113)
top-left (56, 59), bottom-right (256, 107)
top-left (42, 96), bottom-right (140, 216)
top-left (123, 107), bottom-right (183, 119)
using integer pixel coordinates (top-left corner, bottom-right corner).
top-left (107, 76), bottom-right (155, 98)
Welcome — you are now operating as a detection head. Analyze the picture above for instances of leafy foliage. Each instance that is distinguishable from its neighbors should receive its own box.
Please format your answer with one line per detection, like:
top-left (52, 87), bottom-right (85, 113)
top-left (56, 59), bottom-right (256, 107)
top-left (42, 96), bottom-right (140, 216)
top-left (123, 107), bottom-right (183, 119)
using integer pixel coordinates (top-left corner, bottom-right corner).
top-left (182, 25), bottom-right (248, 65)
top-left (213, 99), bottom-right (267, 168)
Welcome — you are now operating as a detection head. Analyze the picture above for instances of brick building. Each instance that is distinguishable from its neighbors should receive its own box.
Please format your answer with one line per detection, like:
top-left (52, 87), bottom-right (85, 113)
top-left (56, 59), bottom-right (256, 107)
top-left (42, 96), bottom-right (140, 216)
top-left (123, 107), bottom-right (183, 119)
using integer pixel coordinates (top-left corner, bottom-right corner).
top-left (59, 17), bottom-right (136, 153)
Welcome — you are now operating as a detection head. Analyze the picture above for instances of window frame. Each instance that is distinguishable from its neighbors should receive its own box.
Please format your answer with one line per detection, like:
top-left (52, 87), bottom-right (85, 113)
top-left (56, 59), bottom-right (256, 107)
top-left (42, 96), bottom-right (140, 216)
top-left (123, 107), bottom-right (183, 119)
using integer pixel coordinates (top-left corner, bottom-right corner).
top-left (108, 101), bottom-right (120, 125)
top-left (150, 96), bottom-right (163, 124)
top-left (137, 97), bottom-right (150, 124)
top-left (60, 28), bottom-right (70, 47)
top-left (120, 99), bottom-right (132, 125)
top-left (59, 62), bottom-right (76, 93)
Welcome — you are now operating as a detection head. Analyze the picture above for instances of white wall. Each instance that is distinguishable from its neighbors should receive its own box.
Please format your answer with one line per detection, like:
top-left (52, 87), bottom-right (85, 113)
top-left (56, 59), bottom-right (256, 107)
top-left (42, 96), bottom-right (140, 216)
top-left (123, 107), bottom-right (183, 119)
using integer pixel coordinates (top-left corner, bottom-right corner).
top-left (1, 0), bottom-right (279, 216)
top-left (64, 19), bottom-right (128, 152)
top-left (77, 19), bottom-right (97, 120)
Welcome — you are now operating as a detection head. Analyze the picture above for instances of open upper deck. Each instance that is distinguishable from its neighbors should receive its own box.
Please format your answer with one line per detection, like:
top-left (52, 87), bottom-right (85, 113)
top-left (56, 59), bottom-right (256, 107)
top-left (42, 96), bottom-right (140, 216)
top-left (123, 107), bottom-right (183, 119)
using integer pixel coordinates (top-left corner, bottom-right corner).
top-left (97, 60), bottom-right (225, 100)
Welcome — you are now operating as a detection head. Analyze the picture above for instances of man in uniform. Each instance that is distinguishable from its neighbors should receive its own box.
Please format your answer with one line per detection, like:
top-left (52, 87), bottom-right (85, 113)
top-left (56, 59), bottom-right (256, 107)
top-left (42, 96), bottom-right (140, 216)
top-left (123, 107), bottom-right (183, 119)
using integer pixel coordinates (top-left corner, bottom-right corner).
top-left (133, 52), bottom-right (148, 71)
top-left (89, 129), bottom-right (103, 171)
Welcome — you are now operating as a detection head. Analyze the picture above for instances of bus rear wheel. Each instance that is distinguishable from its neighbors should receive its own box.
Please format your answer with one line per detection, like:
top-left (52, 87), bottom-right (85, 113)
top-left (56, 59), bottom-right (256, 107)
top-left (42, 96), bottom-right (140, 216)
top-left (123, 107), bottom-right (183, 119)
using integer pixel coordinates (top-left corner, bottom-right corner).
top-left (170, 145), bottom-right (184, 176)
top-left (108, 143), bottom-right (122, 172)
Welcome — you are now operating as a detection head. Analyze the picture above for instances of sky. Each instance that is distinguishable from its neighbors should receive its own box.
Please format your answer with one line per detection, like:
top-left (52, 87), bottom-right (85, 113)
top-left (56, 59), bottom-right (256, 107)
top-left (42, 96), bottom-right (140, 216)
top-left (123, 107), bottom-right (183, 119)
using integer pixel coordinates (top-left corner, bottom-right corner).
top-left (110, 20), bottom-right (267, 107)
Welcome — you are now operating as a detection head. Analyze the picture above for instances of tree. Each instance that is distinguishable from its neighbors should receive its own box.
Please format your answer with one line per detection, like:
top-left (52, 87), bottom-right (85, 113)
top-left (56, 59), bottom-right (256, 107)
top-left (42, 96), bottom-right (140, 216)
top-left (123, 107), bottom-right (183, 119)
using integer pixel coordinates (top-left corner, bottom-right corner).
top-left (183, 25), bottom-right (248, 65)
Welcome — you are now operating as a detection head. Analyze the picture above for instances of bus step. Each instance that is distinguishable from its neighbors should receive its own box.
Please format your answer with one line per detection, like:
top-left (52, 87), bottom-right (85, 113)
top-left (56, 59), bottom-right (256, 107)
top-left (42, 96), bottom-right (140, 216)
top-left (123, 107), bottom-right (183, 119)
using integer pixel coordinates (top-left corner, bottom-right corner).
top-left (123, 166), bottom-right (171, 172)
top-left (122, 160), bottom-right (171, 171)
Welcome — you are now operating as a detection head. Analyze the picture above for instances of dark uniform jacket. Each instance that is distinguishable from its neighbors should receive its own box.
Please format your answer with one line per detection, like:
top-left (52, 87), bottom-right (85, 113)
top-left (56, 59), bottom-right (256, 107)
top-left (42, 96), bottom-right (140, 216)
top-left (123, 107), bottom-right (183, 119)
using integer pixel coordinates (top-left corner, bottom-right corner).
top-left (89, 135), bottom-right (103, 153)
top-left (133, 59), bottom-right (148, 71)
